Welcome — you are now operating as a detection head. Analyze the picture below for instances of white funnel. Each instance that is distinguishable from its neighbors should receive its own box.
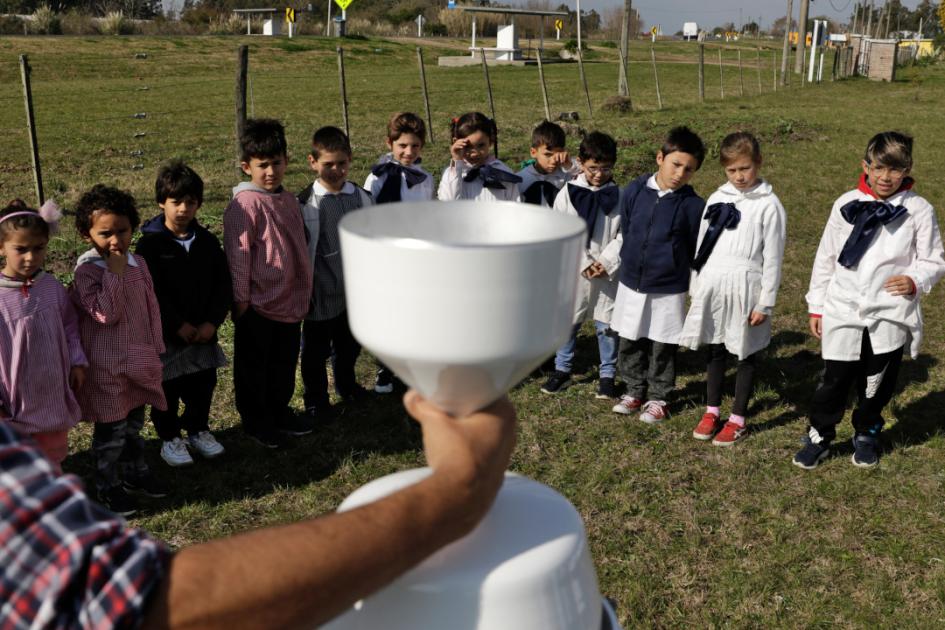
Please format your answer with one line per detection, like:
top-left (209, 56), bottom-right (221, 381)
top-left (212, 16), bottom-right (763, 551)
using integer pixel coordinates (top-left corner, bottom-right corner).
top-left (339, 201), bottom-right (585, 416)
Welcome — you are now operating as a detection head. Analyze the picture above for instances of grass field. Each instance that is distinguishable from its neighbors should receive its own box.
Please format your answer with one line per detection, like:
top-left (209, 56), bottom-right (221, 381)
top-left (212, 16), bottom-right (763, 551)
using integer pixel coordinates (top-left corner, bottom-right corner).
top-left (2, 35), bottom-right (945, 627)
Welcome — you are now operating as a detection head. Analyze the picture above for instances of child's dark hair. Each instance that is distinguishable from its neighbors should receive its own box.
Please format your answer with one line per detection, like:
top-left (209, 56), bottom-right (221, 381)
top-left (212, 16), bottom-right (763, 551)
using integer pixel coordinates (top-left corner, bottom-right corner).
top-left (579, 131), bottom-right (617, 164)
top-left (660, 126), bottom-right (706, 168)
top-left (450, 112), bottom-right (497, 144)
top-left (155, 160), bottom-right (204, 206)
top-left (311, 126), bottom-right (352, 160)
top-left (388, 112), bottom-right (426, 145)
top-left (531, 121), bottom-right (566, 150)
top-left (75, 184), bottom-right (140, 237)
top-left (865, 131), bottom-right (913, 170)
top-left (0, 199), bottom-right (48, 242)
top-left (240, 118), bottom-right (288, 163)
top-left (719, 131), bottom-right (762, 166)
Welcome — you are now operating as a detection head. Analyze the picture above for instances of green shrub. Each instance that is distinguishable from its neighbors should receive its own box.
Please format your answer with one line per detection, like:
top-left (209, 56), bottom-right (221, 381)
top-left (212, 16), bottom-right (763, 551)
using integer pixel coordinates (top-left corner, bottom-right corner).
top-left (60, 10), bottom-right (95, 35)
top-left (30, 5), bottom-right (61, 34)
top-left (98, 11), bottom-right (135, 35)
top-left (0, 15), bottom-right (25, 34)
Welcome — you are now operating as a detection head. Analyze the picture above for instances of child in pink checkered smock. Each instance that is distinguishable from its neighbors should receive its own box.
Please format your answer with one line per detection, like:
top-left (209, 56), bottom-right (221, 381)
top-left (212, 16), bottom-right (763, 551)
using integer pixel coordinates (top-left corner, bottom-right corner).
top-left (0, 200), bottom-right (87, 474)
top-left (70, 185), bottom-right (168, 516)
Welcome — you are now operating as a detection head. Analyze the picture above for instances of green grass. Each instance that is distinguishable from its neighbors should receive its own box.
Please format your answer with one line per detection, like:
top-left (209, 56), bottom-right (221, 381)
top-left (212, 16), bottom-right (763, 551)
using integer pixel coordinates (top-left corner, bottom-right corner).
top-left (2, 35), bottom-right (945, 627)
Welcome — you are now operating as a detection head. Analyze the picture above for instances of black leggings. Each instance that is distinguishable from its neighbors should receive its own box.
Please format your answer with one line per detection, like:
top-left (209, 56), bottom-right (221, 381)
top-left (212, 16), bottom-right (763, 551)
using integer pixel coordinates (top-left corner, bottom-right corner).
top-left (706, 344), bottom-right (758, 417)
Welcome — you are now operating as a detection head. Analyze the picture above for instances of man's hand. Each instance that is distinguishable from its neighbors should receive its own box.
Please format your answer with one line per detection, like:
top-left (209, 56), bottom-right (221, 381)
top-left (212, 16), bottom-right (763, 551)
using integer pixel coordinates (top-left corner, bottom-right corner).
top-left (404, 391), bottom-right (516, 534)
top-left (69, 366), bottom-right (86, 393)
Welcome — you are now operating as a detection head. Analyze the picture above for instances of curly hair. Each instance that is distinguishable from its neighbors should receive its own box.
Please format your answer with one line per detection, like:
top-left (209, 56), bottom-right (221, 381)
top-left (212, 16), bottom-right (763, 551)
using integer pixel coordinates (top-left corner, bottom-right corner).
top-left (74, 184), bottom-right (140, 237)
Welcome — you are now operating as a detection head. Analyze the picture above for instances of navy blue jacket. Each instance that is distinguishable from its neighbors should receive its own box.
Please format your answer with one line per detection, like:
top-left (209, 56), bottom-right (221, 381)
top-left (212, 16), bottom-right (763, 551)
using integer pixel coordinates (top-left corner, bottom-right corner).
top-left (135, 215), bottom-right (232, 346)
top-left (618, 173), bottom-right (704, 294)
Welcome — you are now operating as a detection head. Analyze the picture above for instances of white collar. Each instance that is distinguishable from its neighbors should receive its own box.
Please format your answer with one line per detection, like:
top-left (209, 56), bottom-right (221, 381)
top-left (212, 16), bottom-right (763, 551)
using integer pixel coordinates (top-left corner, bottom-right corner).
top-left (312, 180), bottom-right (356, 197)
top-left (646, 174), bottom-right (673, 197)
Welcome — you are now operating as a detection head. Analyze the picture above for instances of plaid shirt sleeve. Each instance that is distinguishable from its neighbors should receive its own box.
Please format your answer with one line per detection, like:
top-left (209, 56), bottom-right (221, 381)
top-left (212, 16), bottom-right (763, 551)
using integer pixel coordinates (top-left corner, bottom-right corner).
top-left (72, 264), bottom-right (126, 325)
top-left (0, 423), bottom-right (170, 629)
top-left (223, 197), bottom-right (256, 305)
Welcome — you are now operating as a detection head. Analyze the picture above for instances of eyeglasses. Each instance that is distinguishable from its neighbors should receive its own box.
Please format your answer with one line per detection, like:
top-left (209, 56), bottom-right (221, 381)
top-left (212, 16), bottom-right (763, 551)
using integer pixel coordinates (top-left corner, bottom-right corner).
top-left (866, 163), bottom-right (907, 177)
top-left (585, 166), bottom-right (614, 176)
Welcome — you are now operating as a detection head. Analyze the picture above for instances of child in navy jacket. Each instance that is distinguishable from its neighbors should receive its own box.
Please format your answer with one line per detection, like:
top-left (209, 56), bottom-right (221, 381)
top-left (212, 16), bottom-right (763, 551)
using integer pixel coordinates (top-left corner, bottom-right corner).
top-left (611, 127), bottom-right (706, 423)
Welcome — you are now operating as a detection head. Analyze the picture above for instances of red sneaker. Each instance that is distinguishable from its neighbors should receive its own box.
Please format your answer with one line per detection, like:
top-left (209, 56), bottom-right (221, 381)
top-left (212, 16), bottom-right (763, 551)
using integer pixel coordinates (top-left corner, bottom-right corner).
top-left (712, 421), bottom-right (746, 447)
top-left (692, 412), bottom-right (722, 441)
top-left (639, 400), bottom-right (669, 424)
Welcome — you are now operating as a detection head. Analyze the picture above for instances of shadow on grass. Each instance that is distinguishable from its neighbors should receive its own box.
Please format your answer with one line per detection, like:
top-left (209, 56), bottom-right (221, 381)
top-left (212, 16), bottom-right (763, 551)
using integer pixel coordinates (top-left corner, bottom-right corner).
top-left (62, 389), bottom-right (422, 515)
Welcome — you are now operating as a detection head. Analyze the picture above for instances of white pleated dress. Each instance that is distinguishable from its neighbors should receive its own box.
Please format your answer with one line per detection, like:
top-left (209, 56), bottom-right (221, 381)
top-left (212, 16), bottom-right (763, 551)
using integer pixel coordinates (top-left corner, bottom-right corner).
top-left (679, 180), bottom-right (787, 360)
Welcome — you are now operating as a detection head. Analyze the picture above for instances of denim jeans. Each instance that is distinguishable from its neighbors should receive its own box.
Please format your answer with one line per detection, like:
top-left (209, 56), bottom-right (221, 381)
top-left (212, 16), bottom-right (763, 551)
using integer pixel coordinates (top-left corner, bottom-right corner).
top-left (554, 320), bottom-right (618, 379)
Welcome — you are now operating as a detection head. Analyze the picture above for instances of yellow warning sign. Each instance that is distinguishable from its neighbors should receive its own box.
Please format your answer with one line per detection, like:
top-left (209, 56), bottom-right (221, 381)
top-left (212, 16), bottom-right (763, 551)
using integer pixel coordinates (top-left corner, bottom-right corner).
top-left (285, 7), bottom-right (295, 22)
top-left (650, 26), bottom-right (658, 36)
top-left (334, 0), bottom-right (353, 10)
top-left (554, 18), bottom-right (563, 30)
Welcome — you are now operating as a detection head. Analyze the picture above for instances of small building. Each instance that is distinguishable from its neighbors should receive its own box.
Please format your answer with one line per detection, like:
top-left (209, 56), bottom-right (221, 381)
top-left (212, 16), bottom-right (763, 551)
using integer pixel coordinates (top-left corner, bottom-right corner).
top-left (683, 22), bottom-right (698, 41)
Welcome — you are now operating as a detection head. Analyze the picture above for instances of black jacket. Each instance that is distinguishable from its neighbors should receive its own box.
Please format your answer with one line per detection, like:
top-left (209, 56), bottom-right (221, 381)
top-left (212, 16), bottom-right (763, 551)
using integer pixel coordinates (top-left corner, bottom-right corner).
top-left (135, 215), bottom-right (232, 345)
top-left (618, 173), bottom-right (704, 294)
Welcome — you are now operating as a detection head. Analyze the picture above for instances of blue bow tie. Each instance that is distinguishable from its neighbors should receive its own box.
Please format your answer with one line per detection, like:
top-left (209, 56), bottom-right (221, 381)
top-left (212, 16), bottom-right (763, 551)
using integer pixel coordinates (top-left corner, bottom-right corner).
top-left (523, 180), bottom-right (559, 206)
top-left (371, 161), bottom-right (427, 204)
top-left (567, 184), bottom-right (619, 245)
top-left (463, 164), bottom-right (522, 190)
top-left (837, 199), bottom-right (908, 268)
top-left (692, 202), bottom-right (741, 271)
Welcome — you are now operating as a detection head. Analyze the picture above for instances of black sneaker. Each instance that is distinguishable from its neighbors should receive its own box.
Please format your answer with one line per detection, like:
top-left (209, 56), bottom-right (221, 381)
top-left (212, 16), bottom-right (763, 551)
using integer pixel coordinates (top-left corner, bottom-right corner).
top-left (851, 433), bottom-right (880, 468)
top-left (374, 369), bottom-right (394, 394)
top-left (278, 412), bottom-right (315, 437)
top-left (595, 377), bottom-right (617, 400)
top-left (339, 384), bottom-right (370, 402)
top-left (792, 435), bottom-right (831, 470)
top-left (98, 485), bottom-right (138, 517)
top-left (540, 370), bottom-right (571, 394)
top-left (246, 428), bottom-right (286, 449)
top-left (122, 471), bottom-right (169, 498)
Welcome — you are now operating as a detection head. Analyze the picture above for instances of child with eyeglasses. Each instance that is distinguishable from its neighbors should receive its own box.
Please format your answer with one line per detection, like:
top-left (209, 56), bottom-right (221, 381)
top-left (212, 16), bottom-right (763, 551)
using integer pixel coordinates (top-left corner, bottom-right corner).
top-left (793, 131), bottom-right (945, 470)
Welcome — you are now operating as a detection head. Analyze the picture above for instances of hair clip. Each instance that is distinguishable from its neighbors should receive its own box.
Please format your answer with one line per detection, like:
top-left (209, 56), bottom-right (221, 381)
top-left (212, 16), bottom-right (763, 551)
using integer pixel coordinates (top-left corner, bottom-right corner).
top-left (39, 200), bottom-right (62, 235)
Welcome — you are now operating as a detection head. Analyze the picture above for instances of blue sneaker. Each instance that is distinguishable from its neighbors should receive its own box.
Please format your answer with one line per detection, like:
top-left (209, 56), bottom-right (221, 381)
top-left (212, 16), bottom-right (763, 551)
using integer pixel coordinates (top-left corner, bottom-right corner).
top-left (851, 433), bottom-right (880, 468)
top-left (793, 432), bottom-right (831, 470)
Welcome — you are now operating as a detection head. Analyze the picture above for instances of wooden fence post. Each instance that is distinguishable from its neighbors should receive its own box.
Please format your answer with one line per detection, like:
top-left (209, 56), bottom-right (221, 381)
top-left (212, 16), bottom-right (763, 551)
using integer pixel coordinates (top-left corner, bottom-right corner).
top-left (19, 55), bottom-right (43, 206)
top-left (650, 47), bottom-right (663, 109)
top-left (536, 53), bottom-right (552, 121)
top-left (718, 47), bottom-right (724, 99)
top-left (756, 48), bottom-right (763, 92)
top-left (617, 47), bottom-right (632, 110)
top-left (576, 47), bottom-right (593, 120)
top-left (337, 46), bottom-right (350, 139)
top-left (234, 45), bottom-right (248, 174)
top-left (416, 47), bottom-right (434, 144)
top-left (698, 43), bottom-right (705, 102)
top-left (773, 50), bottom-right (778, 90)
top-left (479, 48), bottom-right (499, 157)
top-left (737, 49), bottom-right (744, 96)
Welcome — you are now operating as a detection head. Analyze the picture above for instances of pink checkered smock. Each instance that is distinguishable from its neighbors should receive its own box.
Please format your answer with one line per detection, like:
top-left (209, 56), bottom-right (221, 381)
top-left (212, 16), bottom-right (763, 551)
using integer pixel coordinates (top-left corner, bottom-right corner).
top-left (0, 272), bottom-right (87, 434)
top-left (71, 251), bottom-right (166, 423)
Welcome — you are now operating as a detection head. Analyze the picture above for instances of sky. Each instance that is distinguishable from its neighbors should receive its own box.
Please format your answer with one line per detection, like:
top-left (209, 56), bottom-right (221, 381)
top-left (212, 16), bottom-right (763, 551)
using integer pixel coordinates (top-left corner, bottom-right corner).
top-left (568, 0), bottom-right (925, 31)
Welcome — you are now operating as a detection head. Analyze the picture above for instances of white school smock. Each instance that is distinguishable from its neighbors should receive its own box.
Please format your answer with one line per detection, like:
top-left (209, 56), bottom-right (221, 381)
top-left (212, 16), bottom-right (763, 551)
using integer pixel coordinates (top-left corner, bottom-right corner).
top-left (437, 157), bottom-right (522, 203)
top-left (806, 184), bottom-right (945, 361)
top-left (679, 180), bottom-right (787, 360)
top-left (517, 161), bottom-right (581, 208)
top-left (611, 175), bottom-right (687, 345)
top-left (552, 174), bottom-right (621, 325)
top-left (363, 153), bottom-right (435, 203)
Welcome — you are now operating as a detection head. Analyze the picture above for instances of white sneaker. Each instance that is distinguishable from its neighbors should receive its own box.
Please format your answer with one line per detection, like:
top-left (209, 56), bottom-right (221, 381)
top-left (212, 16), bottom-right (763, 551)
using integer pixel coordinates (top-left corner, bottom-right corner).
top-left (639, 400), bottom-right (670, 424)
top-left (189, 431), bottom-right (225, 459)
top-left (161, 438), bottom-right (194, 467)
top-left (612, 395), bottom-right (643, 415)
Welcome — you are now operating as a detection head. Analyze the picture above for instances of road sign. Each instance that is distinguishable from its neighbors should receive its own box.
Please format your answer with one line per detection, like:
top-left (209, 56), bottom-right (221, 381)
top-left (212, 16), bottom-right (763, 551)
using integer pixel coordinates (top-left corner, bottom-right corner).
top-left (554, 18), bottom-right (563, 30)
top-left (334, 0), bottom-right (352, 11)
top-left (285, 7), bottom-right (295, 22)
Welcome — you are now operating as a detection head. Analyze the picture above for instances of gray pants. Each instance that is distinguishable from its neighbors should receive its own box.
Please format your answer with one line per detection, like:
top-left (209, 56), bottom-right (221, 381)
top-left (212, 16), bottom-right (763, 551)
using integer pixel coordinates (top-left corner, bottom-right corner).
top-left (618, 337), bottom-right (677, 400)
top-left (91, 406), bottom-right (148, 491)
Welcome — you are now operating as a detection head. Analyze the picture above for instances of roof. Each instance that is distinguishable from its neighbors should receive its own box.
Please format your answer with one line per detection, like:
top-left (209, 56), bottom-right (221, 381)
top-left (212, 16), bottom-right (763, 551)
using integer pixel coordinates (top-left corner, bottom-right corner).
top-left (458, 6), bottom-right (569, 17)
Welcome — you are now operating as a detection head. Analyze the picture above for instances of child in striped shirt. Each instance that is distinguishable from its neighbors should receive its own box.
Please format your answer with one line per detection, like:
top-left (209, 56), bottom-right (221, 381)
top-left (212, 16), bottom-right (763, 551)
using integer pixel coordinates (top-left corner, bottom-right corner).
top-left (0, 200), bottom-right (86, 474)
top-left (298, 126), bottom-right (373, 424)
top-left (72, 185), bottom-right (167, 516)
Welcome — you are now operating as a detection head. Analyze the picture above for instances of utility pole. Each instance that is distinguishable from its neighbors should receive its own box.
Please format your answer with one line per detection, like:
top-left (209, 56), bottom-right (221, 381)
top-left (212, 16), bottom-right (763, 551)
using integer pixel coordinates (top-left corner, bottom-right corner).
top-left (794, 0), bottom-right (809, 73)
top-left (576, 0), bottom-right (582, 53)
top-left (618, 0), bottom-right (632, 97)
top-left (852, 3), bottom-right (859, 33)
top-left (780, 0), bottom-right (794, 85)
top-left (866, 0), bottom-right (873, 37)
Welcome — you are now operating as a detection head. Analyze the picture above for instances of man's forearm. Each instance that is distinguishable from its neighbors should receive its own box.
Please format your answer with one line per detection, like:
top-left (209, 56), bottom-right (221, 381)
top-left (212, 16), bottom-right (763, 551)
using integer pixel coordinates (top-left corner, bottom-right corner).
top-left (142, 473), bottom-right (476, 630)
